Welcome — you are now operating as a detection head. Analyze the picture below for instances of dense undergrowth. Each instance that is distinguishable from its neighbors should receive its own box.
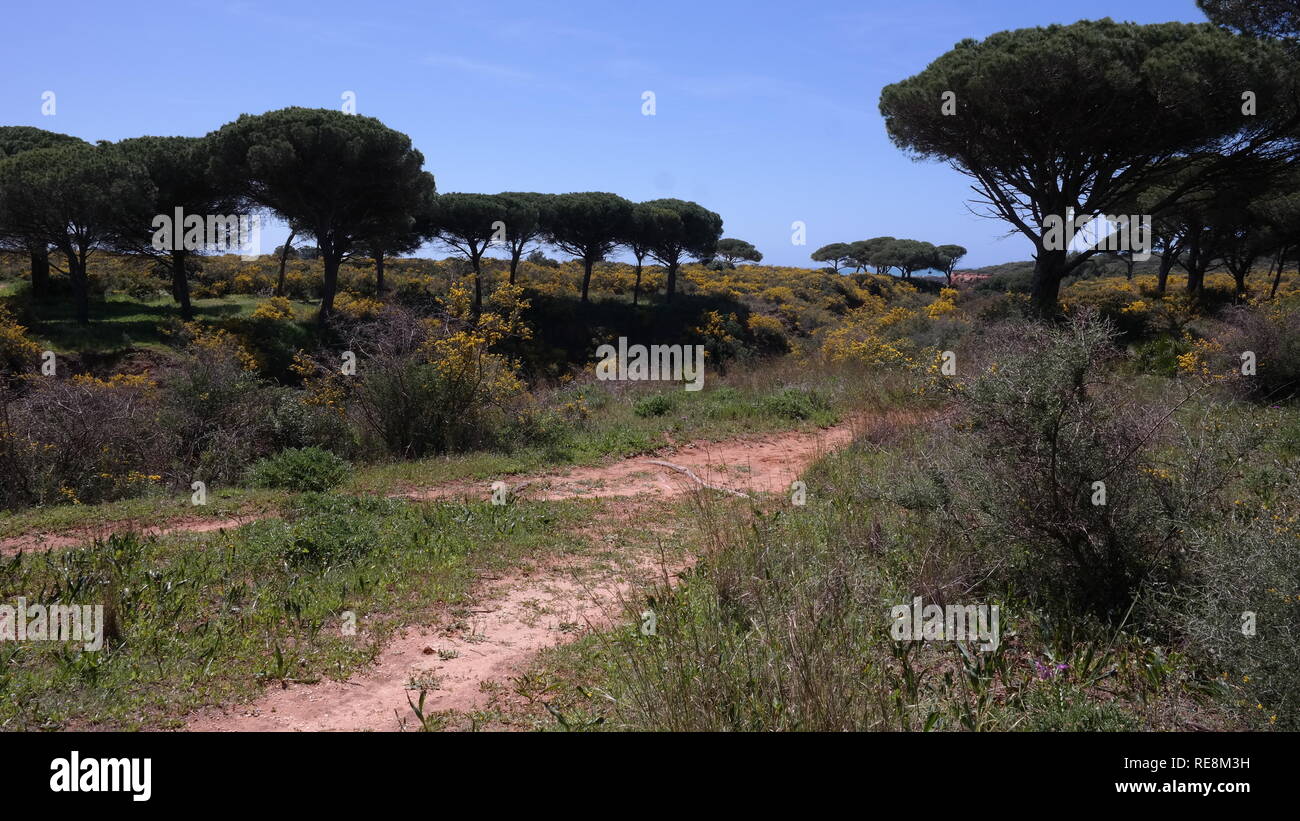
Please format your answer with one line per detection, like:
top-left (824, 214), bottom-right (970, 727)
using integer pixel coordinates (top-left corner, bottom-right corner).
top-left (0, 494), bottom-right (589, 729)
top-left (527, 313), bottom-right (1300, 732)
top-left (2, 250), bottom-right (1297, 733)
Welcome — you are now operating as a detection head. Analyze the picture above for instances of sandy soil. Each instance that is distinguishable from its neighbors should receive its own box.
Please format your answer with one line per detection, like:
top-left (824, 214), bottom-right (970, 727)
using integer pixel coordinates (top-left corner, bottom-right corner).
top-left (185, 553), bottom-right (680, 732)
top-left (1, 418), bottom-right (865, 556)
top-left (0, 514), bottom-right (266, 557)
top-left (185, 419), bottom-right (872, 732)
top-left (2, 417), bottom-right (885, 731)
top-left (400, 419), bottom-right (863, 503)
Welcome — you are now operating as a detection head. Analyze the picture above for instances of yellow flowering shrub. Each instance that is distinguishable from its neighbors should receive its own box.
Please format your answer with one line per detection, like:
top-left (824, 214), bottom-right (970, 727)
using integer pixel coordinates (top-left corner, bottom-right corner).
top-left (822, 297), bottom-right (922, 367)
top-left (317, 283), bottom-right (535, 456)
top-left (70, 372), bottom-right (157, 394)
top-left (251, 296), bottom-right (295, 321)
top-left (0, 304), bottom-right (40, 373)
top-left (747, 313), bottom-right (785, 337)
top-left (182, 323), bottom-right (259, 372)
top-left (284, 270), bottom-right (313, 299)
top-left (1176, 335), bottom-right (1225, 379)
top-left (334, 293), bottom-right (385, 321)
top-left (291, 349), bottom-right (349, 417)
top-left (422, 282), bottom-right (531, 408)
top-left (925, 290), bottom-right (959, 318)
top-left (693, 310), bottom-right (738, 346)
top-left (761, 286), bottom-right (797, 304)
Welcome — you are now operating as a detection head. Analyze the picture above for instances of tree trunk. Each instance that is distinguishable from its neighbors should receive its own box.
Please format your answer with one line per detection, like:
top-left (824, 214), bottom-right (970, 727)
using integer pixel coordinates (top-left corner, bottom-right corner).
top-left (1031, 248), bottom-right (1067, 317)
top-left (509, 246), bottom-right (521, 285)
top-left (1184, 235), bottom-right (1208, 295)
top-left (318, 253), bottom-right (341, 324)
top-left (665, 261), bottom-right (679, 303)
top-left (374, 250), bottom-right (386, 294)
top-left (275, 229), bottom-right (296, 297)
top-left (633, 258), bottom-right (643, 306)
top-left (1156, 252), bottom-right (1175, 294)
top-left (471, 252), bottom-right (483, 316)
top-left (1271, 248), bottom-right (1287, 299)
top-left (171, 249), bottom-right (193, 321)
top-left (580, 258), bottom-right (593, 304)
top-left (69, 249), bottom-right (89, 325)
top-left (29, 247), bottom-right (50, 298)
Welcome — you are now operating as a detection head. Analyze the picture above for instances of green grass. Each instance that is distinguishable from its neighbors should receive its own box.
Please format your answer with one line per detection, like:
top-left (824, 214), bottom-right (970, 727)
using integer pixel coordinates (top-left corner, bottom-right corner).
top-left (344, 379), bottom-right (857, 493)
top-left (515, 398), bottom-right (1249, 732)
top-left (0, 487), bottom-right (284, 541)
top-left (630, 384), bottom-right (837, 426)
top-left (0, 348), bottom-right (901, 547)
top-left (0, 493), bottom-right (591, 730)
top-left (20, 292), bottom-right (315, 356)
top-left (344, 450), bottom-right (560, 495)
top-left (0, 376), bottom-right (852, 539)
top-left (245, 446), bottom-right (351, 492)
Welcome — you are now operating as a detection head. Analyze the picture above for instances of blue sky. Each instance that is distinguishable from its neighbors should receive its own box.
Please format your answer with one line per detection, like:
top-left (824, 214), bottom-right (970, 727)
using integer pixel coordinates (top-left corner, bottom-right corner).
top-left (0, 0), bottom-right (1210, 268)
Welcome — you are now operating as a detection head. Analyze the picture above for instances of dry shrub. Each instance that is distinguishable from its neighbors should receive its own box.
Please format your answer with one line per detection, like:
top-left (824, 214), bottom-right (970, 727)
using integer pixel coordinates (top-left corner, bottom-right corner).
top-left (929, 313), bottom-right (1256, 628)
top-left (307, 285), bottom-right (534, 458)
top-left (0, 374), bottom-right (167, 508)
top-left (1205, 296), bottom-right (1300, 403)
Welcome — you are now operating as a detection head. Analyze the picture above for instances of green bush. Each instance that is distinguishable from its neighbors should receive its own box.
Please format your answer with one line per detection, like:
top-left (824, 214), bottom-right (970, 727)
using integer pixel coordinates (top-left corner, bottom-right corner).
top-left (1131, 335), bottom-right (1188, 377)
top-left (759, 387), bottom-right (832, 421)
top-left (587, 427), bottom-right (657, 457)
top-left (1178, 440), bottom-right (1300, 728)
top-left (157, 329), bottom-right (273, 484)
top-left (263, 388), bottom-right (355, 455)
top-left (343, 308), bottom-right (531, 457)
top-left (693, 386), bottom-right (746, 419)
top-left (222, 312), bottom-right (311, 382)
top-left (916, 315), bottom-right (1260, 630)
top-left (277, 513), bottom-right (376, 566)
top-left (1210, 297), bottom-right (1300, 403)
top-left (634, 393), bottom-right (677, 417)
top-left (245, 446), bottom-right (350, 492)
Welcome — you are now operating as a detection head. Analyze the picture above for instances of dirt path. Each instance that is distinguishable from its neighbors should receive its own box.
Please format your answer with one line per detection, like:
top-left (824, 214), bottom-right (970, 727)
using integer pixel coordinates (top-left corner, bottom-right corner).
top-left (186, 550), bottom-right (681, 732)
top-left (1, 417), bottom-right (873, 557)
top-left (399, 418), bottom-right (865, 503)
top-left (0, 514), bottom-right (264, 557)
top-left (184, 417), bottom-right (884, 732)
top-left (1, 416), bottom-right (894, 731)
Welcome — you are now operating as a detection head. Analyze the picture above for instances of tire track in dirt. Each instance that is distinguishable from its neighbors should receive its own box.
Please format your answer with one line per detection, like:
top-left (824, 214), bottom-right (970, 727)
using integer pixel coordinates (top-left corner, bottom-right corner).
top-left (185, 417), bottom-right (886, 732)
top-left (2, 415), bottom-right (912, 731)
top-left (0, 514), bottom-right (265, 557)
top-left (186, 552), bottom-right (681, 732)
top-left (398, 418), bottom-right (864, 503)
top-left (1, 417), bottom-right (872, 556)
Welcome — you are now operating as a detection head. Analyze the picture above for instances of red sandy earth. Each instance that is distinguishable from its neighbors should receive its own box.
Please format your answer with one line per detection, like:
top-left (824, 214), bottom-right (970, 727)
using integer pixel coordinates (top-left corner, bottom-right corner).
top-left (399, 418), bottom-right (862, 503)
top-left (2, 419), bottom-right (867, 556)
top-left (187, 420), bottom-right (874, 731)
top-left (1, 417), bottom-right (895, 731)
top-left (0, 514), bottom-right (264, 557)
